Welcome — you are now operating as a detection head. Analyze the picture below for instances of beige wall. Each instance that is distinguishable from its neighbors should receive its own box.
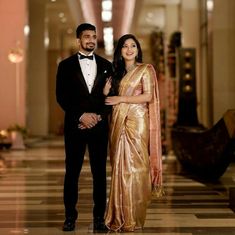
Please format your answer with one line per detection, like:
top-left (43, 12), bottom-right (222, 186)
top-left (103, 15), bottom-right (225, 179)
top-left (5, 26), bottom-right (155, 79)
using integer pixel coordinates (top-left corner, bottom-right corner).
top-left (0, 0), bottom-right (27, 129)
top-left (213, 0), bottom-right (235, 123)
top-left (180, 0), bottom-right (201, 122)
top-left (27, 0), bottom-right (49, 135)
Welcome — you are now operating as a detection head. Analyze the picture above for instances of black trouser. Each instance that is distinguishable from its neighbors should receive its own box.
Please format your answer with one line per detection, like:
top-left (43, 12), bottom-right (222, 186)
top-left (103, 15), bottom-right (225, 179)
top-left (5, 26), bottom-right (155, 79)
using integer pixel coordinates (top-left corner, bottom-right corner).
top-left (63, 121), bottom-right (108, 220)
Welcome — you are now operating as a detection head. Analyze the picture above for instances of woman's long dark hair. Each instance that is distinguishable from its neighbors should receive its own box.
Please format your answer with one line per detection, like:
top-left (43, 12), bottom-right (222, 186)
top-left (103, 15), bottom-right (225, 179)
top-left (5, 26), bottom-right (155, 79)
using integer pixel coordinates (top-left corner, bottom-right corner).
top-left (111, 34), bottom-right (143, 94)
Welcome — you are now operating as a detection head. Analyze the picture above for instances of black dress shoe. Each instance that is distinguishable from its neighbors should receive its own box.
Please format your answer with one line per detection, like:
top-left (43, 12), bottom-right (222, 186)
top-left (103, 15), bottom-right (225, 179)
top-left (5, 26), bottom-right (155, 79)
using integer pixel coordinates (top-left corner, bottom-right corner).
top-left (93, 217), bottom-right (108, 232)
top-left (62, 218), bottom-right (76, 231)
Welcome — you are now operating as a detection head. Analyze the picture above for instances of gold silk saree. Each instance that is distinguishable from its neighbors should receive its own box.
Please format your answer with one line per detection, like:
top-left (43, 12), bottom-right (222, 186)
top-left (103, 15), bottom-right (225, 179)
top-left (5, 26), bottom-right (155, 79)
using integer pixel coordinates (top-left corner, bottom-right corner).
top-left (105, 64), bottom-right (163, 232)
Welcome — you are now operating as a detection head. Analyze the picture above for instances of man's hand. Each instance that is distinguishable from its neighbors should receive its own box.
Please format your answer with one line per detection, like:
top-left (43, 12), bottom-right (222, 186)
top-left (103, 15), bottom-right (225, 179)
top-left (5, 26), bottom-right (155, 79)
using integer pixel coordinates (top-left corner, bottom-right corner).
top-left (78, 113), bottom-right (101, 129)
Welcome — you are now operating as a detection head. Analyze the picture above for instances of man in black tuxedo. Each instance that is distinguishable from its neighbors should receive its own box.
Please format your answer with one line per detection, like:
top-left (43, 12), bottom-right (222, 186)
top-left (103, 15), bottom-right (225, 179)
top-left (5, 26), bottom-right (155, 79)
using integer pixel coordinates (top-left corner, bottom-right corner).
top-left (56, 23), bottom-right (112, 232)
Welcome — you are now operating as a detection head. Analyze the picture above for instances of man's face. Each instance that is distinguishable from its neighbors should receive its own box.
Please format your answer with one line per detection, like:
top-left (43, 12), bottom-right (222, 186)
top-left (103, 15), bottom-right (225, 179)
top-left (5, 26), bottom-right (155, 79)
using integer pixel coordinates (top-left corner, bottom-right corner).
top-left (77, 30), bottom-right (97, 53)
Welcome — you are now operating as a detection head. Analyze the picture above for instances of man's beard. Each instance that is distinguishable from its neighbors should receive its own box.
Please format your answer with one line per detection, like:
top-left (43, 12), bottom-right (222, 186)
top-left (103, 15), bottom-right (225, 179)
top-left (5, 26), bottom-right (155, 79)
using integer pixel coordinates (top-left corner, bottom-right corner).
top-left (81, 43), bottom-right (95, 52)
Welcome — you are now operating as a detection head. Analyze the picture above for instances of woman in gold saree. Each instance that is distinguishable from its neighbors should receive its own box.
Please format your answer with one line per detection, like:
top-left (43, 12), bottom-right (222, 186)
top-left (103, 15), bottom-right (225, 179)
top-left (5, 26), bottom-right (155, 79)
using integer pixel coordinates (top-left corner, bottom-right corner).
top-left (104, 34), bottom-right (163, 232)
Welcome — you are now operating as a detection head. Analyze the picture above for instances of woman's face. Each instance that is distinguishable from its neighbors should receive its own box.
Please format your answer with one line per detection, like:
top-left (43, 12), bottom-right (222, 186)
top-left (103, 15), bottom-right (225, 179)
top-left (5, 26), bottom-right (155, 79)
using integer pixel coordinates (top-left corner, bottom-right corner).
top-left (121, 38), bottom-right (138, 63)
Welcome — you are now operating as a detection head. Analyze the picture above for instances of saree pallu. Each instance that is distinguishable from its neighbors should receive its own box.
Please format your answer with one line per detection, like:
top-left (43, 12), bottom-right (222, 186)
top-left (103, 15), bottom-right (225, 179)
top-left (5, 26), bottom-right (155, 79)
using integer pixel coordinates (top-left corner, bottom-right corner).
top-left (105, 64), bottom-right (163, 232)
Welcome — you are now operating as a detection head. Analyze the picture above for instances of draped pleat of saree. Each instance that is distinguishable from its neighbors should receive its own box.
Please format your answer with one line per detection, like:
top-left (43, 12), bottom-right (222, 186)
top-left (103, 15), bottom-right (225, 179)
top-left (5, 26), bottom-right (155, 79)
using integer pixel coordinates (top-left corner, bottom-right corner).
top-left (105, 64), bottom-right (163, 232)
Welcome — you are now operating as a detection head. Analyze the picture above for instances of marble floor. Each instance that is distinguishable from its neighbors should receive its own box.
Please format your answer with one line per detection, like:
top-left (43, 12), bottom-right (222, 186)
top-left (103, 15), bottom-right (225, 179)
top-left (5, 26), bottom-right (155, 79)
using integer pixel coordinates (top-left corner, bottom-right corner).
top-left (0, 136), bottom-right (235, 235)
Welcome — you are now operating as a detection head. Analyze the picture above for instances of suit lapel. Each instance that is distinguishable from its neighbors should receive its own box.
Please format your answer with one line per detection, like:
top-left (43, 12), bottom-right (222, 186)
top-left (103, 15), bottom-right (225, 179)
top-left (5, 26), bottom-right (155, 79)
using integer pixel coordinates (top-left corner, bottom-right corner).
top-left (92, 56), bottom-right (101, 91)
top-left (92, 55), bottom-right (107, 93)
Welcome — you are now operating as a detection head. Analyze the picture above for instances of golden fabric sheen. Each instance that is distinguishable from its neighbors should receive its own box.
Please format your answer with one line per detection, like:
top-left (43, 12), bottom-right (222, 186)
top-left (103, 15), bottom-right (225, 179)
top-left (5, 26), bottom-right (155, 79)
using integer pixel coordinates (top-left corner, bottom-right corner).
top-left (105, 64), bottom-right (163, 232)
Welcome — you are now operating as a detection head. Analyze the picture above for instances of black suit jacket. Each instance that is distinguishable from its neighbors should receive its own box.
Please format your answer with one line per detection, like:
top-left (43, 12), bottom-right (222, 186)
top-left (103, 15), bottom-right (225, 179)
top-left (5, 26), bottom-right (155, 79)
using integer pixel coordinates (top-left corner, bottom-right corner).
top-left (56, 53), bottom-right (113, 130)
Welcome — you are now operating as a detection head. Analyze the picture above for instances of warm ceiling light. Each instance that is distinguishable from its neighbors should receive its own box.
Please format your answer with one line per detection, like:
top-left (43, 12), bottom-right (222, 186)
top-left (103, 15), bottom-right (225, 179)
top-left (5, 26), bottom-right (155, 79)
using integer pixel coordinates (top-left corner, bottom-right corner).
top-left (59, 12), bottom-right (65, 18)
top-left (61, 17), bottom-right (67, 23)
top-left (102, 11), bottom-right (112, 22)
top-left (102, 0), bottom-right (112, 11)
top-left (24, 25), bottom-right (30, 36)
top-left (44, 36), bottom-right (50, 48)
top-left (102, 0), bottom-right (112, 22)
top-left (8, 43), bottom-right (24, 63)
top-left (207, 0), bottom-right (214, 12)
top-left (103, 27), bottom-right (114, 55)
top-left (67, 28), bottom-right (73, 34)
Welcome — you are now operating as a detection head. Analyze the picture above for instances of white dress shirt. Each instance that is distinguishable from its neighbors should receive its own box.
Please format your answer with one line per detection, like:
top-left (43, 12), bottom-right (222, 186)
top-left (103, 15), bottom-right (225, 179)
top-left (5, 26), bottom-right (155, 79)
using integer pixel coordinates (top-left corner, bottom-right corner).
top-left (78, 52), bottom-right (97, 93)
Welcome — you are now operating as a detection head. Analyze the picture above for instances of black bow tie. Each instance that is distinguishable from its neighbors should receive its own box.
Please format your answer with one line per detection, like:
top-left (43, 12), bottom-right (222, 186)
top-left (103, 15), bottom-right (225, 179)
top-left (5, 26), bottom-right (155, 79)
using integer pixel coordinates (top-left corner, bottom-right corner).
top-left (79, 53), bottom-right (94, 60)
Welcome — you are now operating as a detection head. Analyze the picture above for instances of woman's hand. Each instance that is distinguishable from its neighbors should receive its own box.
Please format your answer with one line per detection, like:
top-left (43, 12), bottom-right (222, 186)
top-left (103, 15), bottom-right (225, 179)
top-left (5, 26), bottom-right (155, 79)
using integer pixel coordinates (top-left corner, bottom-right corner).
top-left (103, 77), bottom-right (112, 96)
top-left (105, 96), bottom-right (123, 105)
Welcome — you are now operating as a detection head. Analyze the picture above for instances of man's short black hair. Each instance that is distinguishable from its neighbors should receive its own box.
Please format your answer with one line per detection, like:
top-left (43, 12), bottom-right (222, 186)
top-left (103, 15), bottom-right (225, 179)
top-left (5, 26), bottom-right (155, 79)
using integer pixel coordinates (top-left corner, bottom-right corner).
top-left (76, 23), bottom-right (96, 38)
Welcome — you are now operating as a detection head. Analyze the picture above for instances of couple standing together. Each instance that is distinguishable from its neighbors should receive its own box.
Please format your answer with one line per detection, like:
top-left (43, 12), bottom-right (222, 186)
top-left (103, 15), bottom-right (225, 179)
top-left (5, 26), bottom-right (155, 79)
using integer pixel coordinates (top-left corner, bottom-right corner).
top-left (56, 23), bottom-right (163, 232)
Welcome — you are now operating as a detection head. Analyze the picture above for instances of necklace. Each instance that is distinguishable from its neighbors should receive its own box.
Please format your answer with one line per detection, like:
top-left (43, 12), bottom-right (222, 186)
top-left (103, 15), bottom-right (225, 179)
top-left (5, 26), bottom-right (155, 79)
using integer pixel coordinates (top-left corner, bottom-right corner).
top-left (126, 63), bottom-right (136, 72)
